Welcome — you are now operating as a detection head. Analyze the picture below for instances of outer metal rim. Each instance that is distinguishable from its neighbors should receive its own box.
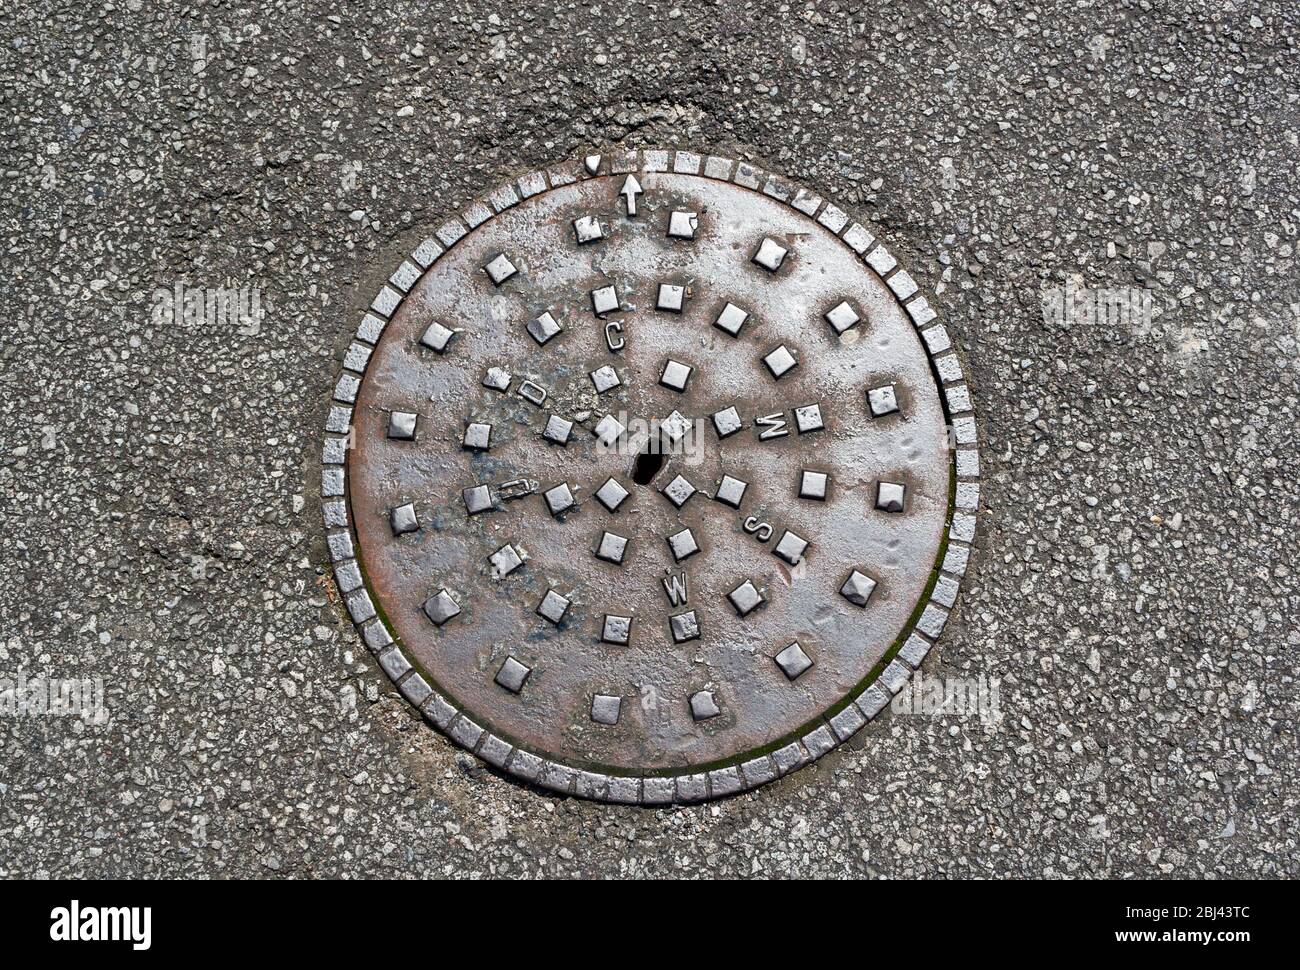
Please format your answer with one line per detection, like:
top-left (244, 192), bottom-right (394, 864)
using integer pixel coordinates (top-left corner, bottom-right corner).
top-left (319, 149), bottom-right (982, 804)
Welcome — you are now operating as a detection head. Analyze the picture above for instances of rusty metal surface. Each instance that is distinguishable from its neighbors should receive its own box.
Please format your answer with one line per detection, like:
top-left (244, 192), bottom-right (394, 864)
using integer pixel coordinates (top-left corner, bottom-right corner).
top-left (348, 164), bottom-right (951, 777)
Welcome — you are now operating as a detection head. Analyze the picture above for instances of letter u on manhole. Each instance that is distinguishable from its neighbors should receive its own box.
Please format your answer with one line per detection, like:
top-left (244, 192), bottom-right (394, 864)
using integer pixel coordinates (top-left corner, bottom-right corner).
top-left (320, 149), bottom-right (980, 804)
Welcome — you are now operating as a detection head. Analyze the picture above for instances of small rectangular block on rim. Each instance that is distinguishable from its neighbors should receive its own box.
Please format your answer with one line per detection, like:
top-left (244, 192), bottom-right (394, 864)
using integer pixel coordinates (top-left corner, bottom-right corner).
top-left (708, 766), bottom-right (743, 797)
top-left (889, 270), bottom-right (919, 300)
top-left (462, 201), bottom-right (493, 228)
top-left (791, 187), bottom-right (822, 216)
top-left (675, 773), bottom-right (708, 803)
top-left (703, 156), bottom-right (733, 180)
top-left (509, 749), bottom-right (543, 781)
top-left (933, 575), bottom-right (960, 609)
top-left (830, 704), bottom-right (867, 741)
top-left (370, 286), bottom-right (401, 318)
top-left (399, 673), bottom-right (432, 708)
top-left (343, 342), bottom-right (372, 374)
top-left (344, 589), bottom-right (375, 623)
top-left (610, 151), bottom-right (639, 174)
top-left (479, 733), bottom-right (513, 768)
top-left (322, 500), bottom-right (347, 528)
top-left (376, 646), bottom-right (412, 681)
top-left (856, 684), bottom-right (891, 719)
top-left (411, 238), bottom-right (443, 269)
top-left (733, 161), bottom-right (762, 189)
top-left (422, 693), bottom-right (457, 730)
top-left (517, 170), bottom-right (548, 198)
top-left (356, 313), bottom-right (386, 345)
top-left (953, 415), bottom-right (978, 445)
top-left (817, 204), bottom-right (849, 234)
top-left (673, 151), bottom-right (702, 175)
top-left (448, 715), bottom-right (484, 750)
top-left (946, 385), bottom-right (973, 413)
top-left (489, 184), bottom-right (520, 213)
top-left (942, 542), bottom-right (971, 576)
top-left (956, 481), bottom-right (980, 511)
top-left (326, 530), bottom-right (354, 562)
top-left (843, 223), bottom-right (875, 254)
top-left (934, 353), bottom-right (964, 384)
top-left (539, 763), bottom-right (577, 795)
top-left (921, 324), bottom-right (952, 355)
top-left (389, 260), bottom-right (421, 294)
top-left (322, 437), bottom-right (347, 466)
top-left (641, 777), bottom-right (674, 805)
top-left (762, 178), bottom-right (791, 202)
top-left (576, 771), bottom-right (611, 801)
top-left (951, 512), bottom-right (977, 544)
top-left (866, 246), bottom-right (898, 276)
top-left (325, 405), bottom-right (352, 434)
top-left (956, 448), bottom-right (980, 478)
top-left (361, 620), bottom-right (392, 653)
top-left (802, 725), bottom-right (837, 760)
top-left (643, 149), bottom-right (670, 172)
top-left (898, 633), bottom-right (933, 669)
top-left (772, 742), bottom-right (808, 776)
top-left (739, 756), bottom-right (775, 788)
top-left (607, 777), bottom-right (641, 804)
top-left (917, 603), bottom-right (950, 640)
top-left (321, 468), bottom-right (344, 497)
top-left (333, 375), bottom-right (359, 404)
top-left (435, 220), bottom-right (468, 248)
top-left (907, 297), bottom-right (938, 328)
top-left (879, 659), bottom-right (911, 695)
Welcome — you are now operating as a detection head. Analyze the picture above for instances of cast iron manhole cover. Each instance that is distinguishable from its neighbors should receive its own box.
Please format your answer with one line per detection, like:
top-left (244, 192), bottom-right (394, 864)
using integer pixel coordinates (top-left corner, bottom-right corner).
top-left (321, 150), bottom-right (980, 803)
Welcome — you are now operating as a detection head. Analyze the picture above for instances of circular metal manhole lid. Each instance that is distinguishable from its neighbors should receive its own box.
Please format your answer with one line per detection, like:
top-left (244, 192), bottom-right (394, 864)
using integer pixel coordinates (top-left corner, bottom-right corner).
top-left (321, 150), bottom-right (980, 804)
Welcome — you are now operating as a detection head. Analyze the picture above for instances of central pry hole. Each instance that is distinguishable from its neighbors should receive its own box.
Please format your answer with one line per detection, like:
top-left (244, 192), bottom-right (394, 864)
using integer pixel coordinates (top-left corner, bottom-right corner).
top-left (631, 436), bottom-right (666, 485)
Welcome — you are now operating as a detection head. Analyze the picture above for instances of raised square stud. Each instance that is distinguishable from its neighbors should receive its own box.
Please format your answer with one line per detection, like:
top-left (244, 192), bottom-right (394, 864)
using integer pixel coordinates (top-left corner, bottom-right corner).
top-left (690, 690), bottom-right (720, 721)
top-left (840, 570), bottom-right (877, 607)
top-left (752, 237), bottom-right (788, 272)
top-left (660, 409), bottom-right (692, 443)
top-left (573, 215), bottom-right (603, 244)
top-left (666, 528), bottom-right (699, 562)
top-left (489, 543), bottom-right (523, 578)
top-left (670, 610), bottom-right (701, 643)
top-left (774, 642), bottom-right (813, 680)
top-left (591, 284), bottom-right (620, 316)
top-left (543, 414), bottom-right (573, 446)
top-left (484, 253), bottom-right (517, 285)
top-left (657, 283), bottom-right (686, 312)
top-left (420, 321), bottom-right (455, 352)
top-left (536, 588), bottom-right (571, 624)
top-left (593, 414), bottom-right (625, 447)
top-left (763, 345), bottom-right (798, 380)
top-left (772, 529), bottom-right (808, 566)
top-left (595, 531), bottom-right (628, 564)
top-left (390, 503), bottom-right (419, 535)
top-left (714, 302), bottom-right (749, 337)
top-left (824, 301), bottom-right (861, 335)
top-left (867, 384), bottom-right (899, 417)
top-left (714, 475), bottom-right (747, 509)
top-left (661, 474), bottom-right (696, 508)
top-left (482, 367), bottom-right (511, 392)
top-left (589, 365), bottom-right (621, 393)
top-left (423, 589), bottom-right (461, 626)
top-left (601, 614), bottom-right (632, 645)
top-left (727, 579), bottom-right (766, 617)
top-left (793, 404), bottom-right (823, 434)
top-left (388, 410), bottom-right (417, 440)
top-left (591, 694), bottom-right (622, 724)
top-left (462, 484), bottom-right (493, 515)
top-left (799, 470), bottom-right (828, 500)
top-left (667, 210), bottom-right (698, 239)
top-left (463, 421), bottom-right (491, 450)
top-left (660, 358), bottom-right (693, 391)
top-left (527, 311), bottom-right (563, 346)
top-left (494, 657), bottom-right (531, 694)
top-left (543, 482), bottom-right (575, 516)
top-left (712, 405), bottom-right (742, 438)
top-left (876, 481), bottom-right (906, 512)
top-left (595, 477), bottom-right (630, 512)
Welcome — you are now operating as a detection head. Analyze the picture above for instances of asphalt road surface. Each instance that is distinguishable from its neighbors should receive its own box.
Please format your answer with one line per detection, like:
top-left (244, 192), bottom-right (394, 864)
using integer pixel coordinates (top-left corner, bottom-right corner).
top-left (1, 1), bottom-right (1296, 877)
